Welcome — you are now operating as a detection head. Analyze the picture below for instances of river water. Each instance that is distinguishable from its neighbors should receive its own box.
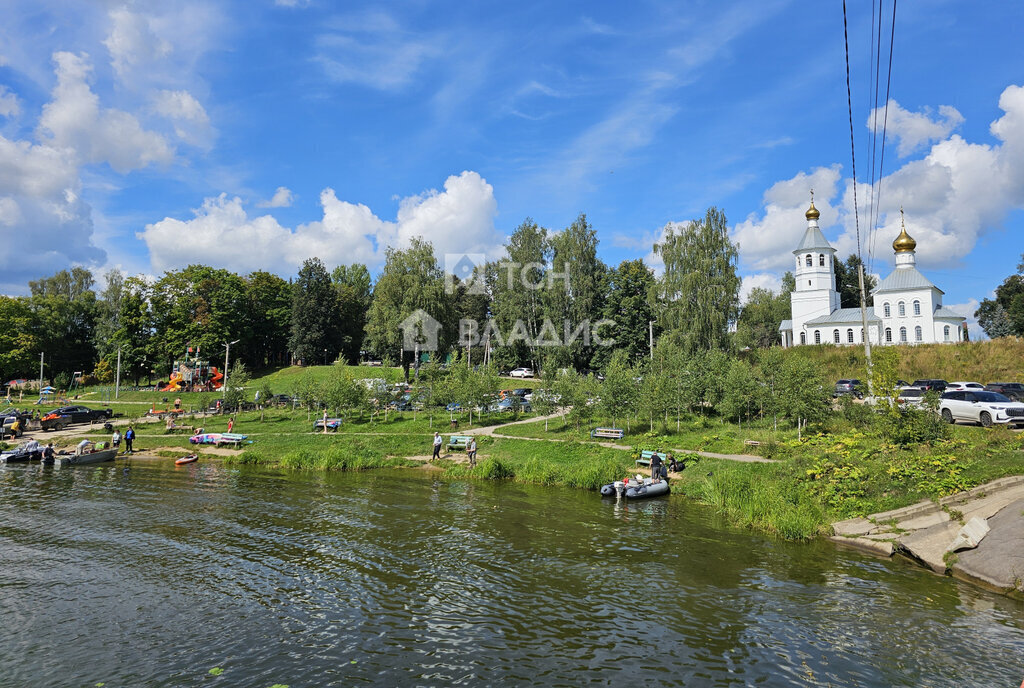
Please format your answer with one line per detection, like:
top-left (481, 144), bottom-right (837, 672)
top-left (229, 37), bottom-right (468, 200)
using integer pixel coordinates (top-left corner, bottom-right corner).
top-left (1, 461), bottom-right (1022, 687)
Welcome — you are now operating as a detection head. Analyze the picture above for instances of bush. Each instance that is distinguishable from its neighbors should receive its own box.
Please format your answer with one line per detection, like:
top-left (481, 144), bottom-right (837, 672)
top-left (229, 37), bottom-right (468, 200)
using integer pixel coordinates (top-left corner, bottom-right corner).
top-left (879, 406), bottom-right (949, 446)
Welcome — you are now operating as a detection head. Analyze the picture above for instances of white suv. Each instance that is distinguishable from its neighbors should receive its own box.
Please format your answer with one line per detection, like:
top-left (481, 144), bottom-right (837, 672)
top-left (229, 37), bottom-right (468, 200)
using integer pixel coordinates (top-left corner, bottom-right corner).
top-left (509, 368), bottom-right (534, 378)
top-left (939, 390), bottom-right (1024, 427)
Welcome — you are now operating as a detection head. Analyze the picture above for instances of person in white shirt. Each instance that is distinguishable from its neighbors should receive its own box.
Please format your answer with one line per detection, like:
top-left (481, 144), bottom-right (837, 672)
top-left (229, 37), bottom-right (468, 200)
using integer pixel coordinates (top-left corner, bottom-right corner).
top-left (432, 432), bottom-right (442, 460)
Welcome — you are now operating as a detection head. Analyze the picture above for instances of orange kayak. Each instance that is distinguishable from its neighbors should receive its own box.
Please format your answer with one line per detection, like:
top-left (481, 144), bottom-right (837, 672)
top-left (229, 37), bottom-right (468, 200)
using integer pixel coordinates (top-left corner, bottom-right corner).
top-left (175, 454), bottom-right (198, 465)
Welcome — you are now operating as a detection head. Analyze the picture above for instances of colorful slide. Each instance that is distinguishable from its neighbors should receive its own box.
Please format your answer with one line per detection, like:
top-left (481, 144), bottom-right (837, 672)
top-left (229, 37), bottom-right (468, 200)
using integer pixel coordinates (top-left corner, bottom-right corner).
top-left (161, 372), bottom-right (183, 392)
top-left (209, 367), bottom-right (224, 390)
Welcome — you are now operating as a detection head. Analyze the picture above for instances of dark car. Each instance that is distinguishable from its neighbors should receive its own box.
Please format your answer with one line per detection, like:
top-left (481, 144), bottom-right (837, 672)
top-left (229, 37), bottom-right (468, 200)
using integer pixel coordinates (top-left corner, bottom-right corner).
top-left (912, 379), bottom-right (948, 393)
top-left (834, 379), bottom-right (864, 398)
top-left (55, 405), bottom-right (111, 424)
top-left (984, 382), bottom-right (1024, 401)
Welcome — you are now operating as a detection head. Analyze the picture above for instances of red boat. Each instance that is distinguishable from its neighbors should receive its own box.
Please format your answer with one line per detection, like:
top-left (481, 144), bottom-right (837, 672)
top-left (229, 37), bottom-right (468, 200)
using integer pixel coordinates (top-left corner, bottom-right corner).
top-left (175, 454), bottom-right (198, 465)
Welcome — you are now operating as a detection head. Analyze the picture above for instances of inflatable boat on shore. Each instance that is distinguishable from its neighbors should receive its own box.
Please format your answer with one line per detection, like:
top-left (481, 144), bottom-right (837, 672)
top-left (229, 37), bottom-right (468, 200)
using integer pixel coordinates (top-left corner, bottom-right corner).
top-left (600, 476), bottom-right (670, 500)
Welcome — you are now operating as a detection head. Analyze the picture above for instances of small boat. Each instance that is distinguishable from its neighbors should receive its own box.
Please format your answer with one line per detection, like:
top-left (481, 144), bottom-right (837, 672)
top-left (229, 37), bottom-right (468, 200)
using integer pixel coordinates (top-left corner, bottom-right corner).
top-left (175, 454), bottom-right (198, 465)
top-left (0, 447), bottom-right (42, 463)
top-left (600, 476), bottom-right (670, 500)
top-left (54, 448), bottom-right (118, 467)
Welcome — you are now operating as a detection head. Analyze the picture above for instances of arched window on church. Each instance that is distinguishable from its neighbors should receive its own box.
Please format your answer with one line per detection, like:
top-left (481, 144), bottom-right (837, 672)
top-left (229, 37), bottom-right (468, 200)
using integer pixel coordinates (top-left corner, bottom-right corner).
top-left (898, 301), bottom-right (906, 317)
top-left (899, 327), bottom-right (907, 342)
top-left (819, 254), bottom-right (825, 266)
top-left (847, 329), bottom-right (854, 343)
top-left (883, 302), bottom-right (891, 318)
top-left (885, 328), bottom-right (892, 343)
top-left (805, 254), bottom-right (812, 267)
top-left (915, 326), bottom-right (923, 342)
top-left (913, 300), bottom-right (921, 316)
top-left (944, 325), bottom-right (950, 341)
top-left (800, 332), bottom-right (806, 345)
top-left (833, 329), bottom-right (840, 343)
top-left (814, 330), bottom-right (821, 344)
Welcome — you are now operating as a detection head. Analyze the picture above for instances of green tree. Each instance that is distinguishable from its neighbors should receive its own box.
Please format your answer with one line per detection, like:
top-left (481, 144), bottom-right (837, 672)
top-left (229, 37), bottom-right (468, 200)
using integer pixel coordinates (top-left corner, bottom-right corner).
top-left (244, 271), bottom-right (292, 369)
top-left (223, 360), bottom-right (250, 411)
top-left (595, 259), bottom-right (656, 366)
top-left (717, 359), bottom-right (758, 424)
top-left (834, 254), bottom-right (877, 308)
top-left (490, 218), bottom-right (550, 371)
top-left (735, 278), bottom-right (792, 349)
top-left (29, 267), bottom-right (99, 378)
top-left (653, 207), bottom-right (740, 353)
top-left (599, 350), bottom-right (640, 431)
top-left (332, 264), bottom-right (373, 364)
top-left (777, 356), bottom-right (830, 439)
top-left (0, 296), bottom-right (38, 379)
top-left (108, 276), bottom-right (153, 385)
top-left (289, 258), bottom-right (342, 365)
top-left (94, 268), bottom-right (124, 360)
top-left (544, 213), bottom-right (606, 371)
top-left (149, 265), bottom-right (248, 374)
top-left (364, 238), bottom-right (456, 379)
top-left (976, 256), bottom-right (1024, 337)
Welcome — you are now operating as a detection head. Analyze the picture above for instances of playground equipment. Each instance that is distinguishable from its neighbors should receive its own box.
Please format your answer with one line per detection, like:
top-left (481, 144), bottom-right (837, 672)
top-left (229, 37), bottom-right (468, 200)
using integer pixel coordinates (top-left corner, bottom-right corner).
top-left (160, 346), bottom-right (224, 392)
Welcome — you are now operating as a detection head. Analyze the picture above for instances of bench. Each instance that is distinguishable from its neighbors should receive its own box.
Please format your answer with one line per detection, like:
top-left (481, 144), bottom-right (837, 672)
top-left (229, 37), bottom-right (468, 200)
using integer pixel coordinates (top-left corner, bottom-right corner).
top-left (448, 435), bottom-right (473, 451)
top-left (635, 449), bottom-right (666, 467)
top-left (313, 418), bottom-right (342, 432)
top-left (591, 427), bottom-right (625, 440)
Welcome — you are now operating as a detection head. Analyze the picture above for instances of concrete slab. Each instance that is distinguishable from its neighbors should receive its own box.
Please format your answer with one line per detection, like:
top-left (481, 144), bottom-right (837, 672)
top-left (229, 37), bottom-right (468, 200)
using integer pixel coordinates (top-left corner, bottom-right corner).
top-left (830, 535), bottom-right (894, 557)
top-left (953, 498), bottom-right (1024, 596)
top-left (898, 521), bottom-right (961, 573)
top-left (832, 517), bottom-right (874, 537)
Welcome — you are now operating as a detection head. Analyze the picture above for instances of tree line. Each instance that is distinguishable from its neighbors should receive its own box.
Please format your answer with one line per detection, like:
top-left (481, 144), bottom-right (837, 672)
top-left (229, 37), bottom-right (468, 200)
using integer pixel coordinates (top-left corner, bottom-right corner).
top-left (0, 207), bottom-right (876, 385)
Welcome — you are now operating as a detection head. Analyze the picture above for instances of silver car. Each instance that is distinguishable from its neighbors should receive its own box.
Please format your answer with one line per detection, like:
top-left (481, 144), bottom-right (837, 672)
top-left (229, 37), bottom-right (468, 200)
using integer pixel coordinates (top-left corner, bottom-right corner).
top-left (939, 390), bottom-right (1024, 427)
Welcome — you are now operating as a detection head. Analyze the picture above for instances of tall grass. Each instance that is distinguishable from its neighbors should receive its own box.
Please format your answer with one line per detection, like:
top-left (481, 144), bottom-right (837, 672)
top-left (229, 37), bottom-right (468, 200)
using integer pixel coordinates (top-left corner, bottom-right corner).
top-left (781, 337), bottom-right (1024, 383)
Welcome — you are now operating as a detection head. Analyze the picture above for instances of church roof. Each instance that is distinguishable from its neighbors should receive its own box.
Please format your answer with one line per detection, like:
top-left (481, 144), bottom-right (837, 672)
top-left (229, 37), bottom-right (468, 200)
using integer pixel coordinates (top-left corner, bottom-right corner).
top-left (873, 266), bottom-right (942, 294)
top-left (805, 308), bottom-right (882, 325)
top-left (792, 225), bottom-right (835, 254)
top-left (933, 306), bottom-right (966, 320)
top-left (779, 319), bottom-right (793, 332)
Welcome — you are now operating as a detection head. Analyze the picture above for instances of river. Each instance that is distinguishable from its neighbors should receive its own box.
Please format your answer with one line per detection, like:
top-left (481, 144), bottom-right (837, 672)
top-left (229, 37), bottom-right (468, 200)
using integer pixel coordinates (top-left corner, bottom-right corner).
top-left (1, 460), bottom-right (1022, 687)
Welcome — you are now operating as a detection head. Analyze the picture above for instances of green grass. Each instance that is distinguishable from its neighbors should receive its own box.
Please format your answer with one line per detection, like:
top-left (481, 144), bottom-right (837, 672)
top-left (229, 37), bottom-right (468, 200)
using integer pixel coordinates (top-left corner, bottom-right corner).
top-left (778, 336), bottom-right (1024, 384)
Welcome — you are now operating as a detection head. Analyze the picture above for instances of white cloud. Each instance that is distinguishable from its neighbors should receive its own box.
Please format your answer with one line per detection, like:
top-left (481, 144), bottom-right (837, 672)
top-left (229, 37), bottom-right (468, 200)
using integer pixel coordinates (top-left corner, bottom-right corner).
top-left (871, 99), bottom-right (964, 157)
top-left (38, 52), bottom-right (174, 173)
top-left (0, 86), bottom-right (19, 118)
top-left (257, 186), bottom-right (294, 208)
top-left (103, 6), bottom-right (172, 81)
top-left (152, 89), bottom-right (213, 148)
top-left (740, 272), bottom-right (783, 304)
top-left (314, 12), bottom-right (441, 90)
top-left (734, 84), bottom-right (1024, 281)
top-left (140, 171), bottom-right (505, 275)
top-left (731, 165), bottom-right (842, 272)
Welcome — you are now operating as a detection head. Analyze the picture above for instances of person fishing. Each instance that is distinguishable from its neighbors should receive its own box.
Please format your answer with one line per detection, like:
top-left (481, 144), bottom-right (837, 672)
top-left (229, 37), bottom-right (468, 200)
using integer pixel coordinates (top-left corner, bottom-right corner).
top-left (431, 432), bottom-right (442, 460)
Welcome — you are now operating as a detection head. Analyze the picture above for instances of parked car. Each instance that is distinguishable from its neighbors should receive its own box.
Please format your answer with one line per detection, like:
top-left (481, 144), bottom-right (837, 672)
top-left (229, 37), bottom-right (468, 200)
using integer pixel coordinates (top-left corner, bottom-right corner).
top-left (45, 405), bottom-right (112, 425)
top-left (939, 390), bottom-right (1024, 427)
top-left (492, 397), bottom-right (531, 413)
top-left (984, 382), bottom-right (1024, 401)
top-left (267, 394), bottom-right (293, 406)
top-left (445, 403), bottom-right (462, 412)
top-left (511, 388), bottom-right (530, 398)
top-left (945, 381), bottom-right (985, 392)
top-left (509, 368), bottom-right (534, 378)
top-left (834, 379), bottom-right (864, 398)
top-left (2, 413), bottom-right (32, 436)
top-left (912, 379), bottom-right (948, 392)
top-left (896, 386), bottom-right (927, 408)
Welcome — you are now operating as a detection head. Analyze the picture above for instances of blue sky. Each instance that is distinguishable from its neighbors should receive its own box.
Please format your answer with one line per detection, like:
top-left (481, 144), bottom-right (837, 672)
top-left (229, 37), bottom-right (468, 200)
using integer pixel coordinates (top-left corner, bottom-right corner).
top-left (1, 0), bottom-right (1022, 336)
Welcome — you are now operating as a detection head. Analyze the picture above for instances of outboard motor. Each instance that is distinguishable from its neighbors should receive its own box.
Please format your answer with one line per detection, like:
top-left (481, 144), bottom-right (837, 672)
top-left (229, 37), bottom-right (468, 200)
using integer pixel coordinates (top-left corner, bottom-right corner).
top-left (614, 480), bottom-right (625, 499)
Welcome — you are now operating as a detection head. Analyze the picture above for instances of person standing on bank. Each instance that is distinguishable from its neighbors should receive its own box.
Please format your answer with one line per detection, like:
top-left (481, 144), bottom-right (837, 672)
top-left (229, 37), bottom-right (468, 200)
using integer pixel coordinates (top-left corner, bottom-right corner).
top-left (227, 417), bottom-right (234, 433)
top-left (124, 426), bottom-right (135, 454)
top-left (468, 437), bottom-right (477, 467)
top-left (432, 432), bottom-right (442, 460)
top-left (649, 451), bottom-right (663, 481)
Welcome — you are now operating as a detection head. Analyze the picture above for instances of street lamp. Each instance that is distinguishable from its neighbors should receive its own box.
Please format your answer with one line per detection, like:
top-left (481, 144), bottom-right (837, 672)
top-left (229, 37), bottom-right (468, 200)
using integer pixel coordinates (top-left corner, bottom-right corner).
top-left (223, 339), bottom-right (240, 396)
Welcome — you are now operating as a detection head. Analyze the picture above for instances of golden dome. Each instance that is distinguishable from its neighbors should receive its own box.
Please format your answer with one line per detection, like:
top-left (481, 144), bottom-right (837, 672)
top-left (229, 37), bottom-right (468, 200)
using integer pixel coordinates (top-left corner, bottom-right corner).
top-left (805, 201), bottom-right (820, 221)
top-left (893, 208), bottom-right (916, 252)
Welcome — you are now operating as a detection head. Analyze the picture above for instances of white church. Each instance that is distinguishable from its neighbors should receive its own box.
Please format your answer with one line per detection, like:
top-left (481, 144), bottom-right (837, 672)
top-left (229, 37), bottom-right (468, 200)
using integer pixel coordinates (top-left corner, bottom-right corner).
top-left (779, 198), bottom-right (966, 347)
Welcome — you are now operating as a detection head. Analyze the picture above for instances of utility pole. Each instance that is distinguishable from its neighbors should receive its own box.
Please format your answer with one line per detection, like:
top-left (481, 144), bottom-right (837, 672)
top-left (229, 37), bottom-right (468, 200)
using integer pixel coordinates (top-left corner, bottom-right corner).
top-left (115, 347), bottom-right (122, 399)
top-left (39, 352), bottom-right (44, 396)
top-left (649, 320), bottom-right (654, 360)
top-left (223, 339), bottom-right (239, 396)
top-left (857, 263), bottom-right (873, 394)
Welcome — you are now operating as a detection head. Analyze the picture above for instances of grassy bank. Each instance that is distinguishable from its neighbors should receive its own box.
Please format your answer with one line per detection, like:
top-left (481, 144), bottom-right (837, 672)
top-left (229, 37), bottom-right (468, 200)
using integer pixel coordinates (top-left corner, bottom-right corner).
top-left (51, 392), bottom-right (1024, 544)
top-left (779, 336), bottom-right (1024, 383)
